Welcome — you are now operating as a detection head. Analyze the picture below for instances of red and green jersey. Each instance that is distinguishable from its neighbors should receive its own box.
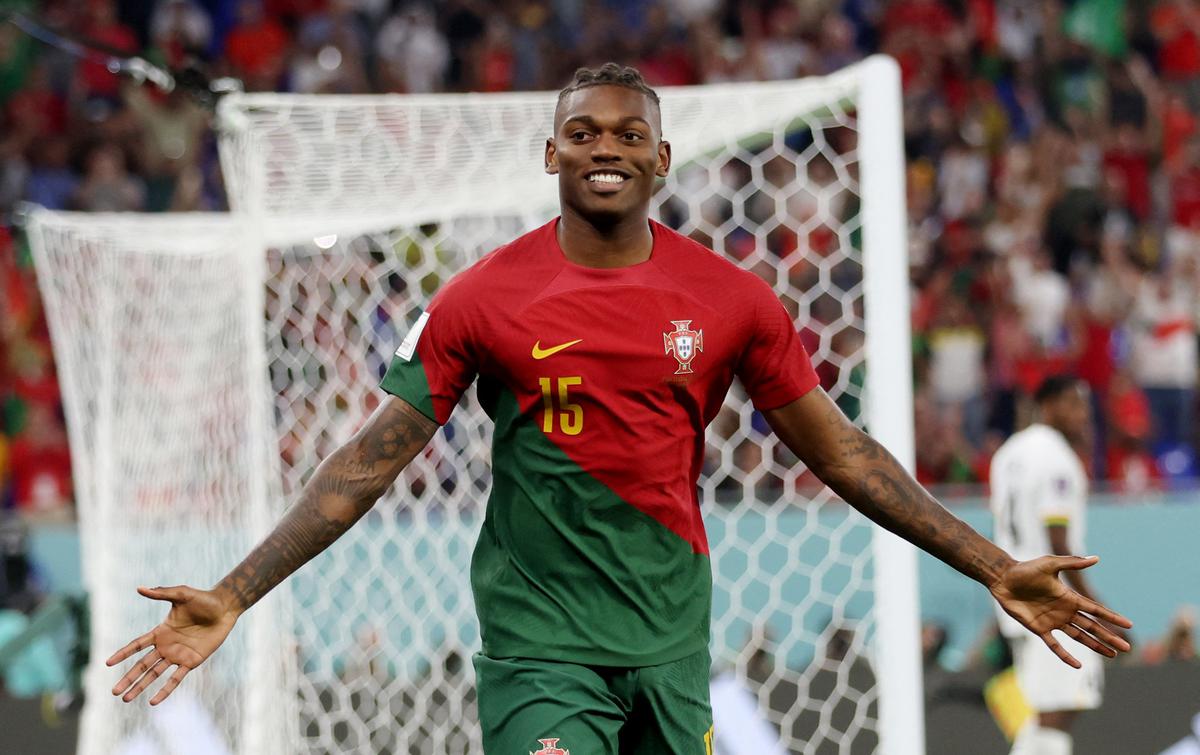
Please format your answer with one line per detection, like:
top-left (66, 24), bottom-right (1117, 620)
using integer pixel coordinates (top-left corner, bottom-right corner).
top-left (380, 218), bottom-right (818, 667)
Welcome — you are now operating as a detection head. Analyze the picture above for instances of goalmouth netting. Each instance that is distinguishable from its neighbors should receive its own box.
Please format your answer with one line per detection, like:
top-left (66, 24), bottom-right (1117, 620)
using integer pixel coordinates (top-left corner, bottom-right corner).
top-left (29, 55), bottom-right (921, 754)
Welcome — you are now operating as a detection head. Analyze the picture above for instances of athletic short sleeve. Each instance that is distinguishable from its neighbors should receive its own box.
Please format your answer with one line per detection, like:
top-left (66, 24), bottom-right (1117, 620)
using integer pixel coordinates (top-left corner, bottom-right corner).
top-left (1037, 464), bottom-right (1083, 526)
top-left (737, 278), bottom-right (819, 411)
top-left (379, 281), bottom-right (478, 425)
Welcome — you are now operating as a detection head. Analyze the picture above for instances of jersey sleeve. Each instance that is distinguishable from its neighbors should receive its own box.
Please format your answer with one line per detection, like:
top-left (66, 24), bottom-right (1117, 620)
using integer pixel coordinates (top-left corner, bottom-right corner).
top-left (737, 277), bottom-right (820, 411)
top-left (379, 279), bottom-right (479, 425)
top-left (1036, 461), bottom-right (1084, 526)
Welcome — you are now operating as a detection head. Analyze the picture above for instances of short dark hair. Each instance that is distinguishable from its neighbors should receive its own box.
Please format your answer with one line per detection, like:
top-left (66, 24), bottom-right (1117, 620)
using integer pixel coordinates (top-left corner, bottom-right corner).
top-left (1034, 374), bottom-right (1083, 405)
top-left (555, 63), bottom-right (661, 126)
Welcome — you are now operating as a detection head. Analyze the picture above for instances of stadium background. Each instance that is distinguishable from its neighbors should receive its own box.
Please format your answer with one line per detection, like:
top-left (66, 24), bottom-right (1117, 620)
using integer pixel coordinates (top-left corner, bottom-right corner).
top-left (0, 0), bottom-right (1197, 752)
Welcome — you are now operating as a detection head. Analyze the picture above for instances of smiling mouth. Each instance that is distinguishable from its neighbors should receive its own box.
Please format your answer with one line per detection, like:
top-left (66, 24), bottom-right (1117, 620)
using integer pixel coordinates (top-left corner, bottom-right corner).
top-left (588, 172), bottom-right (627, 185)
top-left (585, 171), bottom-right (630, 191)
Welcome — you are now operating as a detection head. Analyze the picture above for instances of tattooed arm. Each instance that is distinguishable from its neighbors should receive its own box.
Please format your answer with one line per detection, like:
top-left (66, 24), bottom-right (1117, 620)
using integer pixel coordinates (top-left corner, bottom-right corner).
top-left (214, 397), bottom-right (436, 612)
top-left (764, 388), bottom-right (1131, 667)
top-left (106, 397), bottom-right (437, 704)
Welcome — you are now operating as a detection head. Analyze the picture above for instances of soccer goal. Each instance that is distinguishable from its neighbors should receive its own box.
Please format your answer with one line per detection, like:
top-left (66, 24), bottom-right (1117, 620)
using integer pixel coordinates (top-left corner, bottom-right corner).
top-left (29, 55), bottom-right (920, 755)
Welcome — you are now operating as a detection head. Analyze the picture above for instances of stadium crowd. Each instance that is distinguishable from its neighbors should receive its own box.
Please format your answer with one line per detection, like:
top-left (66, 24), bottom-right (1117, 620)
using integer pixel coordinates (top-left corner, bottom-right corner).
top-left (4, 0), bottom-right (1200, 517)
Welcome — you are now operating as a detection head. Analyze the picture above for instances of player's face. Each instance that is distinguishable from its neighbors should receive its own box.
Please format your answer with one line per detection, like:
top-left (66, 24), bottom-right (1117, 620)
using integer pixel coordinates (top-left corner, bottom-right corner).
top-left (545, 86), bottom-right (671, 223)
top-left (1052, 384), bottom-right (1093, 445)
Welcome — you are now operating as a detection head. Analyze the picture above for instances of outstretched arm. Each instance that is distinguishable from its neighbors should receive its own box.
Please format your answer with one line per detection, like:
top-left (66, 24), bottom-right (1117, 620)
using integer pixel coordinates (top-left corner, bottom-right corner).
top-left (763, 388), bottom-right (1131, 666)
top-left (214, 396), bottom-right (436, 613)
top-left (107, 396), bottom-right (438, 704)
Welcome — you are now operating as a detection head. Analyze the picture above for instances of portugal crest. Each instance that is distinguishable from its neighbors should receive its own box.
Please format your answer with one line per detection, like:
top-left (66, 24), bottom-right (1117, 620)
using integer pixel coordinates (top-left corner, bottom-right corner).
top-left (531, 738), bottom-right (570, 755)
top-left (664, 319), bottom-right (704, 374)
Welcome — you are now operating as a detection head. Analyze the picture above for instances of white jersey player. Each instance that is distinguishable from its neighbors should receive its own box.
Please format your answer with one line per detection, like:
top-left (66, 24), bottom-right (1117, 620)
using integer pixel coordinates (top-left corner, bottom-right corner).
top-left (990, 376), bottom-right (1125, 755)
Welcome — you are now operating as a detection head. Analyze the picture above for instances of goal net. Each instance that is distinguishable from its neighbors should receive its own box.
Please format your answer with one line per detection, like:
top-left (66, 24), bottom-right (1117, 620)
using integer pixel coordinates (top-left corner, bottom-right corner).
top-left (30, 55), bottom-right (919, 755)
top-left (26, 214), bottom-right (294, 755)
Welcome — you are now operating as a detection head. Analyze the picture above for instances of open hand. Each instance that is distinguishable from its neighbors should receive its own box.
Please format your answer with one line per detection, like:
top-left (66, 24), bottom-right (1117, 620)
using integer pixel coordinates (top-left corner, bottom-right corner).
top-left (989, 555), bottom-right (1132, 668)
top-left (106, 585), bottom-right (238, 705)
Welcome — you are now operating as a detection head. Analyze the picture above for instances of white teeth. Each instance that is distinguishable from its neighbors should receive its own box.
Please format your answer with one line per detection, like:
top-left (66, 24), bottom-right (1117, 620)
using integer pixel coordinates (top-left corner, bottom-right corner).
top-left (588, 173), bottom-right (625, 184)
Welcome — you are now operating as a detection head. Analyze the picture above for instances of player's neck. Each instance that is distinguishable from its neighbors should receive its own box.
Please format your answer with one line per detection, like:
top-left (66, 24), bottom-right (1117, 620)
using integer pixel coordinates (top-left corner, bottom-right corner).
top-left (556, 207), bottom-right (653, 269)
top-left (1039, 418), bottom-right (1083, 449)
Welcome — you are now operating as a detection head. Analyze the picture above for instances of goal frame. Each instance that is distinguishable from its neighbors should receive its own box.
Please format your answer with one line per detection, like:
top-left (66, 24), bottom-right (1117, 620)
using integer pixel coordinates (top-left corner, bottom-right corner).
top-left (856, 56), bottom-right (923, 755)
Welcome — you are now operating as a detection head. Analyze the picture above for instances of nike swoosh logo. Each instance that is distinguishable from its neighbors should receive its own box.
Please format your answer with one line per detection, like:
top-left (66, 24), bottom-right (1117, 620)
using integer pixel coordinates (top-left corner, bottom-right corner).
top-left (532, 339), bottom-right (582, 359)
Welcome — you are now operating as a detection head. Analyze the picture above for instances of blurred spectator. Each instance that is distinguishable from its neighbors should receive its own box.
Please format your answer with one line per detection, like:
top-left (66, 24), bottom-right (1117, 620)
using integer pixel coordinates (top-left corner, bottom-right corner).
top-left (1105, 371), bottom-right (1162, 492)
top-left (1170, 137), bottom-right (1200, 231)
top-left (0, 12), bottom-right (37, 105)
top-left (992, 142), bottom-right (1048, 235)
top-left (752, 3), bottom-right (812, 81)
top-left (1151, 0), bottom-right (1200, 87)
top-left (938, 139), bottom-right (988, 220)
top-left (922, 621), bottom-right (950, 671)
top-left (926, 293), bottom-right (987, 444)
top-left (149, 0), bottom-right (214, 63)
top-left (0, 125), bottom-right (28, 214)
top-left (23, 139), bottom-right (76, 212)
top-left (375, 4), bottom-right (449, 93)
top-left (914, 389), bottom-right (978, 485)
top-left (443, 0), bottom-right (487, 91)
top-left (122, 85), bottom-right (208, 210)
top-left (1104, 125), bottom-right (1151, 223)
top-left (292, 1), bottom-right (369, 94)
top-left (225, 0), bottom-right (291, 91)
top-left (0, 422), bottom-right (9, 510)
top-left (996, 0), bottom-right (1042, 61)
top-left (76, 0), bottom-right (139, 104)
top-left (635, 6), bottom-right (697, 86)
top-left (1163, 91), bottom-right (1197, 168)
top-left (73, 142), bottom-right (144, 212)
top-left (1012, 247), bottom-right (1072, 356)
top-left (7, 61), bottom-right (66, 139)
top-left (1129, 271), bottom-right (1197, 448)
top-left (7, 402), bottom-right (72, 517)
top-left (510, 2), bottom-right (551, 90)
top-left (0, 515), bottom-right (38, 613)
top-left (814, 14), bottom-right (860, 75)
top-left (475, 15), bottom-right (516, 92)
top-left (1142, 606), bottom-right (1198, 664)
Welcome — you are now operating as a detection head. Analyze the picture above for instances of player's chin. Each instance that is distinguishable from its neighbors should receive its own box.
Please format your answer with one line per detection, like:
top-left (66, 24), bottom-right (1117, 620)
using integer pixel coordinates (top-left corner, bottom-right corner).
top-left (577, 180), bottom-right (629, 201)
top-left (566, 192), bottom-right (629, 219)
top-left (578, 184), bottom-right (649, 213)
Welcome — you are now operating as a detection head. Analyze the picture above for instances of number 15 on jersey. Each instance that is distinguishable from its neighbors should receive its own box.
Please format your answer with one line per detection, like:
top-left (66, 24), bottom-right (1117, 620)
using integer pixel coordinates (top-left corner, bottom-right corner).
top-left (539, 376), bottom-right (583, 436)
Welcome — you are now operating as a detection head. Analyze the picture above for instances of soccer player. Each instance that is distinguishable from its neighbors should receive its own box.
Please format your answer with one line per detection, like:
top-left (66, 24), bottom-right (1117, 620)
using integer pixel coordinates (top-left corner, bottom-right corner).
top-left (990, 376), bottom-right (1126, 755)
top-left (107, 64), bottom-right (1131, 753)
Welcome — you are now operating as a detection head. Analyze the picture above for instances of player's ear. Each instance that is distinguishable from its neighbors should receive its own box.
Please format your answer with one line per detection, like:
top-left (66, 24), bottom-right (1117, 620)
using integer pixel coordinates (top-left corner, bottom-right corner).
top-left (545, 138), bottom-right (558, 175)
top-left (656, 139), bottom-right (671, 178)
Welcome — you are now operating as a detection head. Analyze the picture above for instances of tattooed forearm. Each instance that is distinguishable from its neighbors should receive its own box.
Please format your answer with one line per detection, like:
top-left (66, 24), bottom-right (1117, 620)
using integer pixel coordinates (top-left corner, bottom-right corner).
top-left (214, 398), bottom-right (437, 614)
top-left (824, 428), bottom-right (1014, 587)
top-left (765, 391), bottom-right (1015, 589)
top-left (217, 473), bottom-right (354, 612)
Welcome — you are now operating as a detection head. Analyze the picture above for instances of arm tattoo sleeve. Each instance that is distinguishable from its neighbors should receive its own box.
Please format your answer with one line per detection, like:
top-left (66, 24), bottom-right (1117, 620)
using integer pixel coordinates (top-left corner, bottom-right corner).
top-left (216, 399), bottom-right (437, 613)
top-left (823, 428), bottom-right (1014, 588)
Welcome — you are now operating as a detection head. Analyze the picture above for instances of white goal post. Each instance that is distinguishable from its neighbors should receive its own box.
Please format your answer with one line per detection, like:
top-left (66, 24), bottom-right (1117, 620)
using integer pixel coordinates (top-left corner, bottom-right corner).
top-left (30, 55), bottom-right (921, 754)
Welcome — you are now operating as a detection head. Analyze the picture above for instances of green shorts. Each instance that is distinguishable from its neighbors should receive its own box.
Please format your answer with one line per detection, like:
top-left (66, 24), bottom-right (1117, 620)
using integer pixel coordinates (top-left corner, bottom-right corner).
top-left (474, 649), bottom-right (714, 754)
